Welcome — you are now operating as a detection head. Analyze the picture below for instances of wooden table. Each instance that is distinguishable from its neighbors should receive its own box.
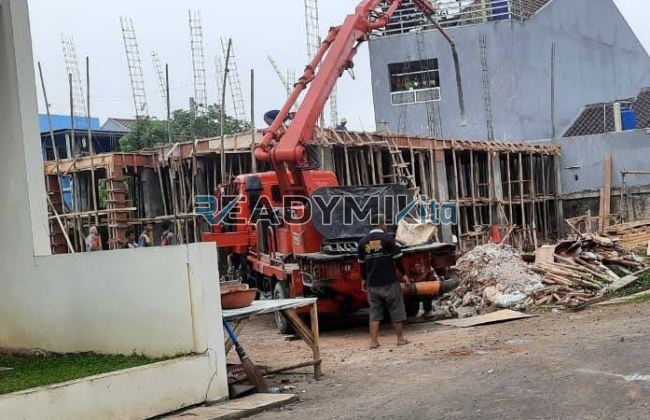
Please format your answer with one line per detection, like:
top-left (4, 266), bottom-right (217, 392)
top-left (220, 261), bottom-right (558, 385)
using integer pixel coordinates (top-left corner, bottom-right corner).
top-left (222, 298), bottom-right (322, 379)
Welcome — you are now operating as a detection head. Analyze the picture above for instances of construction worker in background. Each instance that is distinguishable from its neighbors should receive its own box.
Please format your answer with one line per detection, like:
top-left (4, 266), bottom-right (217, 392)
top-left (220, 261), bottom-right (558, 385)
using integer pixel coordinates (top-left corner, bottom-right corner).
top-left (160, 220), bottom-right (178, 246)
top-left (358, 214), bottom-right (411, 349)
top-left (138, 222), bottom-right (154, 247)
top-left (123, 228), bottom-right (139, 249)
top-left (335, 118), bottom-right (348, 131)
top-left (264, 109), bottom-right (296, 127)
top-left (86, 226), bottom-right (101, 252)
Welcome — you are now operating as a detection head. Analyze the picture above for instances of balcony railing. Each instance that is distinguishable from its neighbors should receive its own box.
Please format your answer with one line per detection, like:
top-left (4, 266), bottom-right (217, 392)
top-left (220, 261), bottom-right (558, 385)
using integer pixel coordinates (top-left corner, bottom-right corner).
top-left (374, 0), bottom-right (552, 37)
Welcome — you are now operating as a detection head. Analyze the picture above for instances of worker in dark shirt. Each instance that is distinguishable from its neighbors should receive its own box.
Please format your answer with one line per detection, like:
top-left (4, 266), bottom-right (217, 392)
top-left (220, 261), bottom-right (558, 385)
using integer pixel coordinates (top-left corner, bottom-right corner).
top-left (358, 213), bottom-right (411, 349)
top-left (335, 118), bottom-right (348, 131)
top-left (264, 109), bottom-right (296, 126)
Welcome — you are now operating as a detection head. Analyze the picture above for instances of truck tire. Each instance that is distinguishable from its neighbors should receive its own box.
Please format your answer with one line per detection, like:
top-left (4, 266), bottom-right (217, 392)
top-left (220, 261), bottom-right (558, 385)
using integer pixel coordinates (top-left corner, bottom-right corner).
top-left (273, 282), bottom-right (293, 334)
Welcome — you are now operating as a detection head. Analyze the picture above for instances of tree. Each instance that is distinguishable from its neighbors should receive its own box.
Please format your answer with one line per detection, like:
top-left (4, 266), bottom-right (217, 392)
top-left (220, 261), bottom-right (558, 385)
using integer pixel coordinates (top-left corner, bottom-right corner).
top-left (119, 105), bottom-right (250, 152)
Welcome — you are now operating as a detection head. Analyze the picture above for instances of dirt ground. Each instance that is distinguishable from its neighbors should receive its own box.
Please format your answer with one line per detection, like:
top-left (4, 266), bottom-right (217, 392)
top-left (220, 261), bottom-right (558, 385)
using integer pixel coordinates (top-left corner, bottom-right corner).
top-left (230, 301), bottom-right (650, 420)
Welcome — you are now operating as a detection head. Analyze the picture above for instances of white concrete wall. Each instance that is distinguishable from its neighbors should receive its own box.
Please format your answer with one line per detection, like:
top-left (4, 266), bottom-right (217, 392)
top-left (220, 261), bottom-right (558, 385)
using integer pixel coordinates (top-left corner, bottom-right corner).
top-left (0, 355), bottom-right (223, 420)
top-left (0, 0), bottom-right (229, 408)
top-left (0, 245), bottom-right (216, 357)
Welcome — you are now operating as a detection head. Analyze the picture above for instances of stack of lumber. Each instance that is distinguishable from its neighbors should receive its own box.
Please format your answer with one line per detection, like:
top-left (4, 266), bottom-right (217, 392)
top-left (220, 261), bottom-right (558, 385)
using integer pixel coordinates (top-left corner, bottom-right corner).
top-left (527, 235), bottom-right (648, 308)
top-left (603, 219), bottom-right (650, 252)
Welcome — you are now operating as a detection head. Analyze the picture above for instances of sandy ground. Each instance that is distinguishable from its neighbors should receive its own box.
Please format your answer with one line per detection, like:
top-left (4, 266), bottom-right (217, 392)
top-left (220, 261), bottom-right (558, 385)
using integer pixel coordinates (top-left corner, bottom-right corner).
top-left (229, 301), bottom-right (650, 420)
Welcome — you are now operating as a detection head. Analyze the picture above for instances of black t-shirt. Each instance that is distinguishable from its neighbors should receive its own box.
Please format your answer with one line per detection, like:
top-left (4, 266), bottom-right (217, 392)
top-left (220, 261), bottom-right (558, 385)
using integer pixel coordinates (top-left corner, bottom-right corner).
top-left (357, 229), bottom-right (405, 287)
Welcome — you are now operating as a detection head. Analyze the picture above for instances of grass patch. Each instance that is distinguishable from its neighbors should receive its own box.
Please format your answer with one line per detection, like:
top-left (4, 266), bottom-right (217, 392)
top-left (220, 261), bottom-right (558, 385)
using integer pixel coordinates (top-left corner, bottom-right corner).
top-left (627, 292), bottom-right (650, 304)
top-left (0, 353), bottom-right (168, 395)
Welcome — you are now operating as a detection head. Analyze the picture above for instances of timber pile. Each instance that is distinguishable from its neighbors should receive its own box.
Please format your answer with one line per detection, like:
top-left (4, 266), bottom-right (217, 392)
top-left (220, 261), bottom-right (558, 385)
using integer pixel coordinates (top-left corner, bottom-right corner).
top-left (602, 219), bottom-right (650, 252)
top-left (528, 234), bottom-right (648, 308)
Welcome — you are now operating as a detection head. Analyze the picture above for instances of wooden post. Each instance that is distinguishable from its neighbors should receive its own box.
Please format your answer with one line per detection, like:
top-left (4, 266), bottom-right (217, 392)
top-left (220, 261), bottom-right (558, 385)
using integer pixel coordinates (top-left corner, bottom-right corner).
top-left (506, 152), bottom-right (513, 225)
top-left (602, 152), bottom-right (612, 231)
top-left (518, 153), bottom-right (527, 243)
top-left (376, 148), bottom-right (384, 185)
top-left (368, 145), bottom-right (376, 184)
top-left (529, 153), bottom-right (538, 249)
top-left (310, 302), bottom-right (322, 379)
top-left (85, 57), bottom-right (99, 227)
top-left (343, 145), bottom-right (351, 186)
top-left (452, 145), bottom-right (462, 239)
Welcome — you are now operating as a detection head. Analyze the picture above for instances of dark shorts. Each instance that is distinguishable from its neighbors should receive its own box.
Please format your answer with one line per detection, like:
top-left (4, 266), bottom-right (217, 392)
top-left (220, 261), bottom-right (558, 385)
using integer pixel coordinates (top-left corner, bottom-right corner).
top-left (367, 282), bottom-right (407, 323)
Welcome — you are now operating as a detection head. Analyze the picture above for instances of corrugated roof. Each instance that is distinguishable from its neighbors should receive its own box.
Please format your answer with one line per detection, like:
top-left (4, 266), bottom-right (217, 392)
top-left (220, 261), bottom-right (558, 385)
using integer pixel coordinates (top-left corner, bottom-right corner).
top-left (103, 118), bottom-right (139, 131)
top-left (563, 88), bottom-right (650, 137)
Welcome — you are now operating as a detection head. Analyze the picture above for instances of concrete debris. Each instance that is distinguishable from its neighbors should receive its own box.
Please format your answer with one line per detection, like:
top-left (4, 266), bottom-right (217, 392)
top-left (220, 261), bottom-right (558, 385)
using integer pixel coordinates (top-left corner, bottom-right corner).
top-left (440, 244), bottom-right (544, 314)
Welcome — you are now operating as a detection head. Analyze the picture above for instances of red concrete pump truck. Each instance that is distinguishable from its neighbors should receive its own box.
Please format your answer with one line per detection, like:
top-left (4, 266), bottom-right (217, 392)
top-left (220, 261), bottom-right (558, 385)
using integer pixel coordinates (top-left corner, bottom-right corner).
top-left (203, 0), bottom-right (460, 333)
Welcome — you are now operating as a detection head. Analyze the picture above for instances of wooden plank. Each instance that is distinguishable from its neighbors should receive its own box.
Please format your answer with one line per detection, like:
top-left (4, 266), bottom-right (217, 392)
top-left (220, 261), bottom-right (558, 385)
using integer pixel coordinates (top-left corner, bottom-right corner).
top-left (435, 309), bottom-right (534, 328)
top-left (535, 245), bottom-right (556, 264)
top-left (222, 298), bottom-right (317, 320)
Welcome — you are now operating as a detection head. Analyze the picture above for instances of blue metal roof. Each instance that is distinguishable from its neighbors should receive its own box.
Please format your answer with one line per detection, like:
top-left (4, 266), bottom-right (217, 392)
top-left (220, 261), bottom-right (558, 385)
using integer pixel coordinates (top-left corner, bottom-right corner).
top-left (39, 114), bottom-right (101, 132)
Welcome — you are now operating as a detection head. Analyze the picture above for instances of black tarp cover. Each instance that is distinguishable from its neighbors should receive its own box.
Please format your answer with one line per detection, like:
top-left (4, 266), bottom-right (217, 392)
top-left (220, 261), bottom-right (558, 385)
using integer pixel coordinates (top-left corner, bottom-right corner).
top-left (309, 184), bottom-right (412, 240)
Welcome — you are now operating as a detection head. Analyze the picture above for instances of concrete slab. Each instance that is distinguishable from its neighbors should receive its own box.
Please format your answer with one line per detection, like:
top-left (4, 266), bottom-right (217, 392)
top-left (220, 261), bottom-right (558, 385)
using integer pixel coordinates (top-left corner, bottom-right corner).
top-left (161, 394), bottom-right (298, 420)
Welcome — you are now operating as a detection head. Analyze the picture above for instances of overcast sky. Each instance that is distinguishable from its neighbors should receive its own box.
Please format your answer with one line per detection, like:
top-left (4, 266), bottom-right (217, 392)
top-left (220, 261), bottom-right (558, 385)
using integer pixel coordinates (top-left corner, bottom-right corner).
top-left (27, 0), bottom-right (649, 131)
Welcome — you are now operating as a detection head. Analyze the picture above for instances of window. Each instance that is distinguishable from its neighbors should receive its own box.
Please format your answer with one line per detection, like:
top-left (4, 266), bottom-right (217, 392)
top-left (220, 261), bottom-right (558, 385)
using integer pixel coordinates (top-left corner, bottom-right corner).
top-left (388, 59), bottom-right (441, 106)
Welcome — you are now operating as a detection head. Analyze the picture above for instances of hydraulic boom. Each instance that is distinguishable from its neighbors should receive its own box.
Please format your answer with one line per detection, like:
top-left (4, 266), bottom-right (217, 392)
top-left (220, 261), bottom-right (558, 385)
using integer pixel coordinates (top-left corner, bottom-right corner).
top-left (256, 0), bottom-right (461, 199)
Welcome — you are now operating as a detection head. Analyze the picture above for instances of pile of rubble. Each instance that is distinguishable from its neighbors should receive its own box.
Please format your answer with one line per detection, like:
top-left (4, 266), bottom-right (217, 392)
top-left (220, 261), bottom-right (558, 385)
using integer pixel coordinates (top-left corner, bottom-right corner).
top-left (437, 244), bottom-right (544, 315)
top-left (439, 232), bottom-right (650, 316)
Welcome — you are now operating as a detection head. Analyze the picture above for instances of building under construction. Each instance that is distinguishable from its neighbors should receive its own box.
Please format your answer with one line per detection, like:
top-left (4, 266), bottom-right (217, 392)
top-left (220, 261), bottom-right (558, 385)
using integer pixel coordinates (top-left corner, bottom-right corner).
top-left (44, 128), bottom-right (561, 255)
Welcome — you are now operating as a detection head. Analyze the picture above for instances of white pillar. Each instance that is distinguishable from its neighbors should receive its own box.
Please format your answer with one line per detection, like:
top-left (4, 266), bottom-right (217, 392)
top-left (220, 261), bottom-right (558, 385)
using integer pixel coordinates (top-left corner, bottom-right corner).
top-left (0, 0), bottom-right (51, 258)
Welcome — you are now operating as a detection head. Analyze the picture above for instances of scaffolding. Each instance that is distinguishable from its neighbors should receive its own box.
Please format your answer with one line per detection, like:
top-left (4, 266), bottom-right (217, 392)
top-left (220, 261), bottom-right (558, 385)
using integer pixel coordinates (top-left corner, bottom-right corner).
top-left (189, 10), bottom-right (208, 114)
top-left (220, 38), bottom-right (246, 121)
top-left (43, 128), bottom-right (560, 254)
top-left (151, 51), bottom-right (168, 115)
top-left (61, 34), bottom-right (87, 117)
top-left (120, 16), bottom-right (149, 119)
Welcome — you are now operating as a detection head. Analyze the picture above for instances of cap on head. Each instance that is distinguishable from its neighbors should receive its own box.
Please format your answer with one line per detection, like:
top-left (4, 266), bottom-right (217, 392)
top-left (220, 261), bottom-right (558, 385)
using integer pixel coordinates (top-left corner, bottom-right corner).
top-left (341, 118), bottom-right (347, 124)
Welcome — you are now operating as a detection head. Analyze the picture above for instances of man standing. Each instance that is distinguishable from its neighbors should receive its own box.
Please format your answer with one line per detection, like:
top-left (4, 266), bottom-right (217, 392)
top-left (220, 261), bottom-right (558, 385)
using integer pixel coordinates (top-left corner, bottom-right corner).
top-left (335, 118), bottom-right (348, 131)
top-left (358, 214), bottom-right (411, 349)
top-left (160, 220), bottom-right (178, 246)
top-left (138, 222), bottom-right (154, 248)
top-left (123, 228), bottom-right (139, 249)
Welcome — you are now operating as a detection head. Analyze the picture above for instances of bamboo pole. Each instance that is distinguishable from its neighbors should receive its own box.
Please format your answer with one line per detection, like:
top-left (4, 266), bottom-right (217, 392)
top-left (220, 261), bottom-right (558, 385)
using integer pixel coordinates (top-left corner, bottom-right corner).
top-left (250, 69), bottom-right (257, 173)
top-left (220, 39), bottom-right (233, 183)
top-left (47, 196), bottom-right (75, 253)
top-left (86, 57), bottom-right (99, 227)
top-left (38, 62), bottom-right (67, 244)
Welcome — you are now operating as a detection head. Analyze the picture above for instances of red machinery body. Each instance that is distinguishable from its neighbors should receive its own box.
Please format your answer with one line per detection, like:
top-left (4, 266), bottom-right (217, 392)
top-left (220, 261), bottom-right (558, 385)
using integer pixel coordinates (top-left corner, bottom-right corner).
top-left (201, 0), bottom-right (458, 330)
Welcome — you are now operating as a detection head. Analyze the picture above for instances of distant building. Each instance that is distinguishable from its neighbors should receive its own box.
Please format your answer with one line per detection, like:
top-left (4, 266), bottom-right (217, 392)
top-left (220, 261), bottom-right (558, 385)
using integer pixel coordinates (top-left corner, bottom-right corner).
top-left (39, 114), bottom-right (100, 132)
top-left (101, 118), bottom-right (139, 133)
top-left (369, 0), bottom-right (650, 141)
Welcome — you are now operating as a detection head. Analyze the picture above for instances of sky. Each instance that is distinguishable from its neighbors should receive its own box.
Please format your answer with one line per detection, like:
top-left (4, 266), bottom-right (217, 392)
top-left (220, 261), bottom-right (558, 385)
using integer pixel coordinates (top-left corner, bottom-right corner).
top-left (27, 0), bottom-right (650, 132)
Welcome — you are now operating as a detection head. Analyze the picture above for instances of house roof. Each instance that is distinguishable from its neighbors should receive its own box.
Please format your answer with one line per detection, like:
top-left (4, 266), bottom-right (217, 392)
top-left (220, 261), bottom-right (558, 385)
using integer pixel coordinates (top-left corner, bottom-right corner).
top-left (563, 87), bottom-right (650, 137)
top-left (102, 118), bottom-right (139, 132)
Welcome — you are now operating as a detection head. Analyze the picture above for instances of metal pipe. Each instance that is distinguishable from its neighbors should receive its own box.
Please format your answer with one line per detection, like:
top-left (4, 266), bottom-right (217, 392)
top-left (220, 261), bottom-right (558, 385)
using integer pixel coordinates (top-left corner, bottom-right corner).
top-left (417, 8), bottom-right (466, 124)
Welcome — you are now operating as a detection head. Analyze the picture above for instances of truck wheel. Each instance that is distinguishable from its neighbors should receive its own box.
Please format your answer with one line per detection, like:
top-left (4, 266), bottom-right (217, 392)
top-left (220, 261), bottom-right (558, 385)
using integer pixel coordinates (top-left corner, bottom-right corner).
top-left (274, 282), bottom-right (293, 334)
